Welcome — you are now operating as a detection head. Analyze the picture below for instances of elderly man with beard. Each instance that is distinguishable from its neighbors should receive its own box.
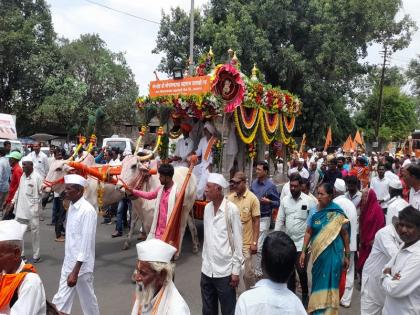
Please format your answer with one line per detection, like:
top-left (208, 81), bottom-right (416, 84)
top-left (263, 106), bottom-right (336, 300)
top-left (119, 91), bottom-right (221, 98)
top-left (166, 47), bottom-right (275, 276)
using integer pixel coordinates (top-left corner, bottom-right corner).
top-left (131, 239), bottom-right (190, 315)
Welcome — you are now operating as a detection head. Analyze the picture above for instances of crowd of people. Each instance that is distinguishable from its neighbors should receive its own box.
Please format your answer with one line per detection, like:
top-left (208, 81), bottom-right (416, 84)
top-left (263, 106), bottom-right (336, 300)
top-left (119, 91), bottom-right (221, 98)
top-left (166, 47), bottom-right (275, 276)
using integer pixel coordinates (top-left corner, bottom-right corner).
top-left (1, 133), bottom-right (420, 315)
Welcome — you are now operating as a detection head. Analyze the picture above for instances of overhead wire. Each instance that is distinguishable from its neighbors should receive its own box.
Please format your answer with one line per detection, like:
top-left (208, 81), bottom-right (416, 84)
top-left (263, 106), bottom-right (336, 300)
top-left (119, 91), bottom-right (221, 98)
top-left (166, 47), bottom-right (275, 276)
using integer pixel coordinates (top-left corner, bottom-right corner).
top-left (84, 0), bottom-right (160, 25)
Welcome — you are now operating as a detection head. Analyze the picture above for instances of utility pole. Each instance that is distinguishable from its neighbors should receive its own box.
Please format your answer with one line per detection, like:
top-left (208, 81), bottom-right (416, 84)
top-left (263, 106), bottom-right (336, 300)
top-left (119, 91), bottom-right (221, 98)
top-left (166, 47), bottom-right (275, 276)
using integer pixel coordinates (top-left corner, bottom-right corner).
top-left (188, 0), bottom-right (195, 75)
top-left (375, 45), bottom-right (389, 143)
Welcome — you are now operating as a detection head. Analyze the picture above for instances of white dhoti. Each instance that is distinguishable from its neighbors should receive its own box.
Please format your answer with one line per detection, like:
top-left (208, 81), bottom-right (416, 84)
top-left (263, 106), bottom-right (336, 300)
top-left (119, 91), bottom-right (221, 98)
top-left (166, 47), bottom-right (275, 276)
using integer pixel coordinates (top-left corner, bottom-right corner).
top-left (340, 251), bottom-right (355, 307)
top-left (16, 216), bottom-right (40, 260)
top-left (52, 272), bottom-right (99, 315)
top-left (193, 162), bottom-right (210, 200)
top-left (360, 274), bottom-right (385, 315)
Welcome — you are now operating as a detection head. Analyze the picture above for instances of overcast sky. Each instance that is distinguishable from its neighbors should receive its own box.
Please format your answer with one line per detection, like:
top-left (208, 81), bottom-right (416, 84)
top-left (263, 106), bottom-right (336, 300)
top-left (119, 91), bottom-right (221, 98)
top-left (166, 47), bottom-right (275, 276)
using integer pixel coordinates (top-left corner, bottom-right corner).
top-left (47, 0), bottom-right (420, 95)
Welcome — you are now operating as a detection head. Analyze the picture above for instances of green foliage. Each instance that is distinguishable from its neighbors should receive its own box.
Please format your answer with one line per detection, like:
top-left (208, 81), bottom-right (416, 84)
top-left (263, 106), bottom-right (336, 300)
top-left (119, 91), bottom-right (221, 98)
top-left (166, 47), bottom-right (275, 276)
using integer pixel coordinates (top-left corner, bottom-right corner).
top-left (1, 3), bottom-right (138, 137)
top-left (152, 0), bottom-right (416, 145)
top-left (34, 34), bottom-right (139, 136)
top-left (355, 85), bottom-right (418, 143)
top-left (0, 0), bottom-right (57, 132)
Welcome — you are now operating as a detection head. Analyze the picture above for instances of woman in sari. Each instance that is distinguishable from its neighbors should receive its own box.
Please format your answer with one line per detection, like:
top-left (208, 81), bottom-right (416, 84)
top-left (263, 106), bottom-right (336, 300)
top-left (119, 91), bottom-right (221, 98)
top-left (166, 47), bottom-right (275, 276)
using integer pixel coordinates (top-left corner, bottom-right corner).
top-left (300, 183), bottom-right (350, 314)
top-left (357, 188), bottom-right (385, 274)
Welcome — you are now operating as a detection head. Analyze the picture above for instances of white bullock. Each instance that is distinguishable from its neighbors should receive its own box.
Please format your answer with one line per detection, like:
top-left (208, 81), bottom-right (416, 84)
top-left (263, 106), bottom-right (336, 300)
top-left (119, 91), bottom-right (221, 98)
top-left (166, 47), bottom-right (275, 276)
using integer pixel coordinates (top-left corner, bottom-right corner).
top-left (42, 154), bottom-right (122, 211)
top-left (119, 155), bottom-right (200, 255)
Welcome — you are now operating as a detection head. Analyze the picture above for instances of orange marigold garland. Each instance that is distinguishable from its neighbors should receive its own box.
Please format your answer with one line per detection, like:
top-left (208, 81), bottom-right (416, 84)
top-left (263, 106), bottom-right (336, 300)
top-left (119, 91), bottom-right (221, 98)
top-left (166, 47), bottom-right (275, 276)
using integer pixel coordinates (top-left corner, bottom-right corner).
top-left (283, 115), bottom-right (296, 133)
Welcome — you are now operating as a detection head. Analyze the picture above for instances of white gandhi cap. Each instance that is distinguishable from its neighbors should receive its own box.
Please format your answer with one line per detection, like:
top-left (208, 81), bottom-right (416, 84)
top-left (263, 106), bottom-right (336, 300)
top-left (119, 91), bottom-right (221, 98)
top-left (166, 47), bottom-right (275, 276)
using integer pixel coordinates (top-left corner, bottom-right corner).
top-left (0, 220), bottom-right (27, 242)
top-left (334, 178), bottom-right (346, 193)
top-left (389, 179), bottom-right (403, 190)
top-left (64, 174), bottom-right (88, 187)
top-left (136, 239), bottom-right (176, 263)
top-left (207, 173), bottom-right (229, 188)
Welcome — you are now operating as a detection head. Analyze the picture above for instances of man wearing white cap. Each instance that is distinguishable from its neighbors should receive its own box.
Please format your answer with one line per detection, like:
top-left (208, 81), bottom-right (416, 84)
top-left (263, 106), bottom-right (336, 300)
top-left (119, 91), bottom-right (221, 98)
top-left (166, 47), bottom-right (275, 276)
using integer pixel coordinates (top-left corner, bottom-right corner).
top-left (333, 178), bottom-right (358, 308)
top-left (52, 174), bottom-right (99, 315)
top-left (0, 220), bottom-right (46, 314)
top-left (131, 239), bottom-right (190, 315)
top-left (288, 158), bottom-right (309, 179)
top-left (201, 173), bottom-right (243, 314)
top-left (11, 155), bottom-right (43, 264)
top-left (192, 121), bottom-right (217, 199)
top-left (386, 178), bottom-right (409, 226)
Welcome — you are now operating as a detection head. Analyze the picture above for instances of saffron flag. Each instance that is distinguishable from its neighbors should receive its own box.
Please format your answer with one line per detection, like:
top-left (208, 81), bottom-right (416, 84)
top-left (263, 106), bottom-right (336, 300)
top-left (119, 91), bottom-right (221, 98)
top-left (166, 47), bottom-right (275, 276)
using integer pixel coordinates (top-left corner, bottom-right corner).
top-left (323, 127), bottom-right (332, 151)
top-left (342, 135), bottom-right (354, 152)
top-left (354, 130), bottom-right (363, 145)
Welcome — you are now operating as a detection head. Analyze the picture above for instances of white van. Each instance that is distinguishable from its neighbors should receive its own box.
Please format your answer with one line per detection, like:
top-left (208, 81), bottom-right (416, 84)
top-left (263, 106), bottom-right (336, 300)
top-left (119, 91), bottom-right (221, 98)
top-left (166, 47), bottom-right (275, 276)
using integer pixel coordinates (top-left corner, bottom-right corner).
top-left (0, 139), bottom-right (23, 153)
top-left (102, 135), bottom-right (136, 154)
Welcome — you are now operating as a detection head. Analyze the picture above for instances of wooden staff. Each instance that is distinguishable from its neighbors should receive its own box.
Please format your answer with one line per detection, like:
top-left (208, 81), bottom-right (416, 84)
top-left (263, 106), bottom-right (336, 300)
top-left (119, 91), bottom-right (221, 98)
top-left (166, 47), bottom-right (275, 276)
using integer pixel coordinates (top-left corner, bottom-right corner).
top-left (162, 155), bottom-right (198, 250)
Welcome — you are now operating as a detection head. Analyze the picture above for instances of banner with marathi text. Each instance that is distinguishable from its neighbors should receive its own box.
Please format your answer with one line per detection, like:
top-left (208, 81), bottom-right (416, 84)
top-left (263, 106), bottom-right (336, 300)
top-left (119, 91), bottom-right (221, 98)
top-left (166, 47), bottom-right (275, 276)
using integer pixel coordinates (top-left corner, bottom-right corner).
top-left (149, 76), bottom-right (211, 97)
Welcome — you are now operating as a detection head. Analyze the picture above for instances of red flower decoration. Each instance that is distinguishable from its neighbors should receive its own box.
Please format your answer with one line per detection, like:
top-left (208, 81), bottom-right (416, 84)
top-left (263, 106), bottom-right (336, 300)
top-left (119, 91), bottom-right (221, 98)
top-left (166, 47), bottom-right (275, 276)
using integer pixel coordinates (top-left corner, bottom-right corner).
top-left (211, 64), bottom-right (245, 113)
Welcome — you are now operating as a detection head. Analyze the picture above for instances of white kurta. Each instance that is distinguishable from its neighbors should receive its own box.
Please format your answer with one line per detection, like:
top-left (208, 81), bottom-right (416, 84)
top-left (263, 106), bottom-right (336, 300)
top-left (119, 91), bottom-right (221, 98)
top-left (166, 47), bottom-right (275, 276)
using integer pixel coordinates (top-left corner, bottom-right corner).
top-left (172, 138), bottom-right (193, 167)
top-left (333, 194), bottom-right (358, 307)
top-left (370, 176), bottom-right (390, 208)
top-left (360, 225), bottom-right (402, 315)
top-left (0, 261), bottom-right (46, 315)
top-left (202, 198), bottom-right (243, 277)
top-left (52, 197), bottom-right (99, 315)
top-left (29, 151), bottom-right (49, 179)
top-left (130, 281), bottom-right (190, 315)
top-left (13, 171), bottom-right (43, 220)
top-left (62, 197), bottom-right (97, 275)
top-left (386, 196), bottom-right (409, 225)
top-left (381, 239), bottom-right (420, 315)
top-left (234, 279), bottom-right (306, 315)
top-left (409, 187), bottom-right (420, 210)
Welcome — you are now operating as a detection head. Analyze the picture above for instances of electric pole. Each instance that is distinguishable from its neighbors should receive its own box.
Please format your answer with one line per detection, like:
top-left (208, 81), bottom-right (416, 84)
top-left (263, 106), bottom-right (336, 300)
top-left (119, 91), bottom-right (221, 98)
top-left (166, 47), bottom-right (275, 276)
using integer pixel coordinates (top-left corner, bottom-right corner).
top-left (188, 0), bottom-right (195, 75)
top-left (375, 45), bottom-right (389, 143)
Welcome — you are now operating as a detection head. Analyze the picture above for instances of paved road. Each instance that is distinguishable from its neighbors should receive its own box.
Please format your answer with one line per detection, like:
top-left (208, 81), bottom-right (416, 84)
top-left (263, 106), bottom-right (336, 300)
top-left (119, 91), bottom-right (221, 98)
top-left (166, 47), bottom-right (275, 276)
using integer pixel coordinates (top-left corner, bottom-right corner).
top-left (21, 204), bottom-right (361, 314)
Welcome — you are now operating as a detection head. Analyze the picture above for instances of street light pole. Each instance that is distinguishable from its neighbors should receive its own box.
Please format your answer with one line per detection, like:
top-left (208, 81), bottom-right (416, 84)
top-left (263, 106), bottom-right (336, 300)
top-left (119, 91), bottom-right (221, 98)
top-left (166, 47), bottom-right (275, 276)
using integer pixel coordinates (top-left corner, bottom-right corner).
top-left (188, 0), bottom-right (195, 76)
top-left (375, 45), bottom-right (388, 144)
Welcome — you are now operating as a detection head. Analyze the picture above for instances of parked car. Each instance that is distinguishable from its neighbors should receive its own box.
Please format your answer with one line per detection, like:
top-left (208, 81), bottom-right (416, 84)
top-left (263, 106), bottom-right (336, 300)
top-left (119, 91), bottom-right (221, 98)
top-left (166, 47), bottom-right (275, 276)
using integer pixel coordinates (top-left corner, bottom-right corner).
top-left (102, 135), bottom-right (136, 153)
top-left (0, 139), bottom-right (23, 153)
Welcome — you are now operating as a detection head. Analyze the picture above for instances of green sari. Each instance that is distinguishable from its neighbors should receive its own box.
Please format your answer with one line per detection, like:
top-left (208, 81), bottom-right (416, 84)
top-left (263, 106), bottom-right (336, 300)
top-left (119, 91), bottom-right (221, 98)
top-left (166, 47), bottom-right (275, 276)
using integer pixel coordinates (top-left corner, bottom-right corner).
top-left (308, 202), bottom-right (348, 315)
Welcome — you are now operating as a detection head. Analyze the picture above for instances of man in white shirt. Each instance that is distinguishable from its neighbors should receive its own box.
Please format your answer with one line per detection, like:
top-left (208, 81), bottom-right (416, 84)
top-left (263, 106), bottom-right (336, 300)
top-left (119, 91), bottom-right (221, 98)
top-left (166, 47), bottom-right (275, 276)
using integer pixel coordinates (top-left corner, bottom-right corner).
top-left (274, 173), bottom-right (315, 307)
top-left (12, 156), bottom-right (43, 263)
top-left (401, 163), bottom-right (420, 210)
top-left (288, 158), bottom-right (309, 179)
top-left (131, 239), bottom-right (190, 315)
top-left (345, 175), bottom-right (362, 214)
top-left (381, 206), bottom-right (420, 315)
top-left (29, 143), bottom-right (49, 179)
top-left (333, 179), bottom-right (358, 308)
top-left (201, 173), bottom-right (243, 315)
top-left (235, 231), bottom-right (306, 315)
top-left (0, 220), bottom-right (46, 315)
top-left (171, 123), bottom-right (193, 167)
top-left (386, 179), bottom-right (409, 226)
top-left (52, 174), bottom-right (99, 315)
top-left (370, 164), bottom-right (390, 212)
top-left (361, 214), bottom-right (402, 314)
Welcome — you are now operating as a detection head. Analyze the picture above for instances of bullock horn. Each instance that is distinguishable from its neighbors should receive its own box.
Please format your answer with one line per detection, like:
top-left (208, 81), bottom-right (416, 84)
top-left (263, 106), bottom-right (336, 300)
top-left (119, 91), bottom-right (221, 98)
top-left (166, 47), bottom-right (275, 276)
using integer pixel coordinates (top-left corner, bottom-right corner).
top-left (137, 126), bottom-right (164, 161)
top-left (68, 135), bottom-right (87, 161)
top-left (134, 126), bottom-right (147, 155)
